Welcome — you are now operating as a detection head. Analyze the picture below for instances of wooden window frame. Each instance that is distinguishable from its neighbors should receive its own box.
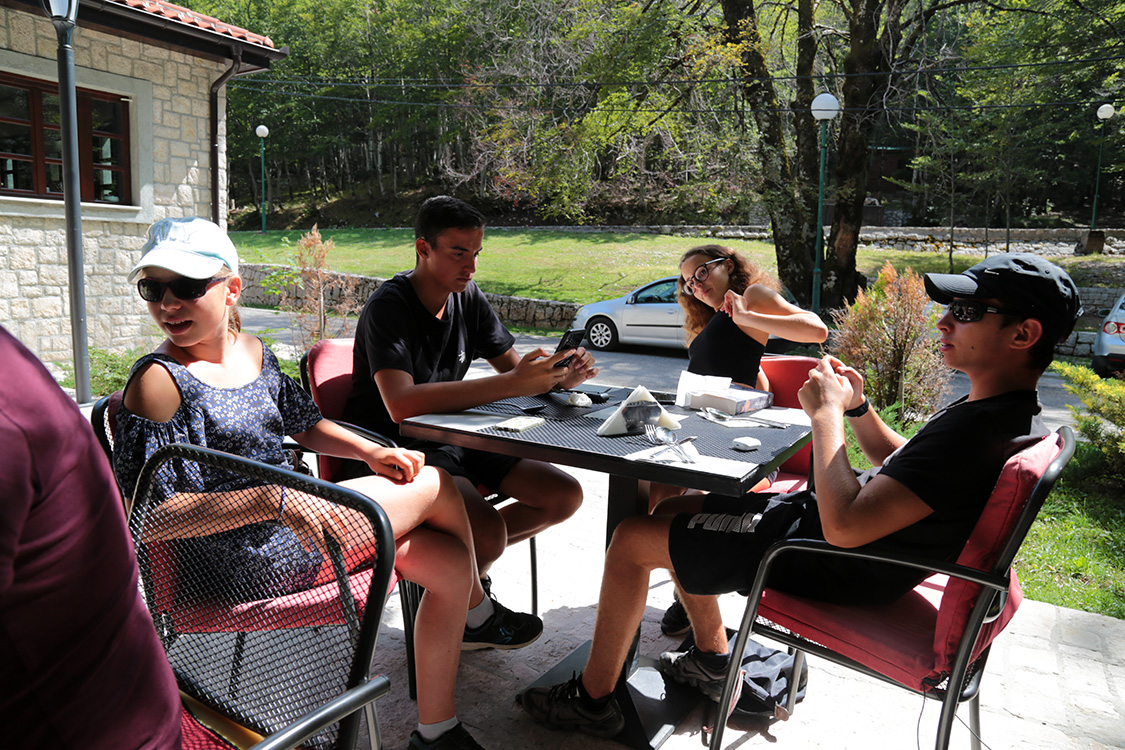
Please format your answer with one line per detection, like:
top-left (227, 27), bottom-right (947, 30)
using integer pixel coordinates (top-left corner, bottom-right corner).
top-left (0, 71), bottom-right (132, 205)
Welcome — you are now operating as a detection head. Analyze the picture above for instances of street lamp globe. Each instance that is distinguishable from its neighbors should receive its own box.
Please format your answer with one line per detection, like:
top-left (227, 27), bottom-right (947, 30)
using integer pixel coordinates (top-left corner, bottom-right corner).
top-left (255, 124), bottom-right (270, 138)
top-left (811, 92), bottom-right (841, 122)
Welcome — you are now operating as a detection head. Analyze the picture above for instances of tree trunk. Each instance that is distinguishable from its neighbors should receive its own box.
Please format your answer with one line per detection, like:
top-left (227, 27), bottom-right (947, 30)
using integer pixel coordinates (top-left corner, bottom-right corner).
top-left (720, 0), bottom-right (816, 305)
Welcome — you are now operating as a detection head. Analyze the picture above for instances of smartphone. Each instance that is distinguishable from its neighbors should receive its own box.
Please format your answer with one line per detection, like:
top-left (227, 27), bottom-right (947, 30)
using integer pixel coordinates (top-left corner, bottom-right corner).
top-left (554, 328), bottom-right (586, 368)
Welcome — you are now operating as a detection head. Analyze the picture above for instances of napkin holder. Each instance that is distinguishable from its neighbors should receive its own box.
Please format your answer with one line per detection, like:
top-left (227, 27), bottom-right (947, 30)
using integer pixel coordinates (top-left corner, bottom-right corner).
top-left (597, 385), bottom-right (683, 436)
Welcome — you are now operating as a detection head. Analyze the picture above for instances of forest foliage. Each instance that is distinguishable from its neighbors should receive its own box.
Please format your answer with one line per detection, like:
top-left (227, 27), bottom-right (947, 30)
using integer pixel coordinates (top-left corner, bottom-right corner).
top-left (191, 0), bottom-right (1125, 300)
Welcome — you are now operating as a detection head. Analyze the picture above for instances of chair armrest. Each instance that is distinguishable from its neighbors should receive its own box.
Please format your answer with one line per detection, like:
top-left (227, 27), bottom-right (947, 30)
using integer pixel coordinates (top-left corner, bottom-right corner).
top-left (247, 675), bottom-right (391, 750)
top-left (745, 538), bottom-right (1011, 610)
top-left (333, 420), bottom-right (399, 448)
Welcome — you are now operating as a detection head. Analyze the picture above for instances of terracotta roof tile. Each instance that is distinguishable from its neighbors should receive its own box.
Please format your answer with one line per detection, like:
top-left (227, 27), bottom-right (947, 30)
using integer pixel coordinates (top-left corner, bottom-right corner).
top-left (105, 0), bottom-right (275, 48)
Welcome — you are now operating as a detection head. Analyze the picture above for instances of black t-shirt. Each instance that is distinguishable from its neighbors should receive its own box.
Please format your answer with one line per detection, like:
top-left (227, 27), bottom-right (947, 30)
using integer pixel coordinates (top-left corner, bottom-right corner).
top-left (688, 312), bottom-right (766, 387)
top-left (346, 272), bottom-right (515, 441)
top-left (776, 390), bottom-right (1046, 604)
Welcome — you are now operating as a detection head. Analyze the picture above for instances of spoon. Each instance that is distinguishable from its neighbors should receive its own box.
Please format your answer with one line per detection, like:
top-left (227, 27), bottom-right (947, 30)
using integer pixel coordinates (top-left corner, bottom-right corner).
top-left (644, 424), bottom-right (697, 462)
top-left (702, 407), bottom-right (787, 429)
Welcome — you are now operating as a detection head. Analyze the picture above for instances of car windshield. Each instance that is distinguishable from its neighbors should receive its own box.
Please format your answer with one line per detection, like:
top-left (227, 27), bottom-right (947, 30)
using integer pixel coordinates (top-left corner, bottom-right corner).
top-left (635, 280), bottom-right (677, 304)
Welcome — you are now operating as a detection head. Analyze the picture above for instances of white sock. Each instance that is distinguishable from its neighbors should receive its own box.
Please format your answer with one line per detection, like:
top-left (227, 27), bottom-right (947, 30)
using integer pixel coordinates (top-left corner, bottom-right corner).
top-left (416, 717), bottom-right (459, 742)
top-left (465, 592), bottom-right (495, 629)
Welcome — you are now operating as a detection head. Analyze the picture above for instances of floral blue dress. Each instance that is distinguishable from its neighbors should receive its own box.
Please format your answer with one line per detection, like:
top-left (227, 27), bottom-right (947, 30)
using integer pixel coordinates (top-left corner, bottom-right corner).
top-left (113, 340), bottom-right (326, 600)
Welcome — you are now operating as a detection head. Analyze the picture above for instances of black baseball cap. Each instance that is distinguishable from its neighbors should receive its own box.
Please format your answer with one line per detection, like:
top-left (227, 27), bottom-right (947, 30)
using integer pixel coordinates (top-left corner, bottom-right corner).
top-left (924, 253), bottom-right (1082, 342)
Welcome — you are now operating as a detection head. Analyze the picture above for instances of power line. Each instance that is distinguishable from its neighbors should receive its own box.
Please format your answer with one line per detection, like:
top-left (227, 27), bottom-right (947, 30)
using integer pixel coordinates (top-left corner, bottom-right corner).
top-left (228, 79), bottom-right (1109, 116)
top-left (234, 50), bottom-right (1125, 90)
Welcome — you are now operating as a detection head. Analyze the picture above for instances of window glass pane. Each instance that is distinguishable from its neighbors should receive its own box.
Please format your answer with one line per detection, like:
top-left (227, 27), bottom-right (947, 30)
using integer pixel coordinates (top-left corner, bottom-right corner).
top-left (0, 84), bottom-right (30, 120)
top-left (42, 94), bottom-right (60, 125)
top-left (0, 158), bottom-right (34, 190)
top-left (92, 135), bottom-right (122, 165)
top-left (43, 128), bottom-right (62, 160)
top-left (45, 163), bottom-right (62, 193)
top-left (90, 99), bottom-right (122, 133)
top-left (93, 169), bottom-right (124, 203)
top-left (0, 121), bottom-right (32, 155)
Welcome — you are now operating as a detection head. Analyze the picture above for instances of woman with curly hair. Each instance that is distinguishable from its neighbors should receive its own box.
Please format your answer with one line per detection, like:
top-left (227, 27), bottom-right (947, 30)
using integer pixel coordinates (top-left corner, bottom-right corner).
top-left (678, 244), bottom-right (827, 391)
top-left (653, 245), bottom-right (828, 637)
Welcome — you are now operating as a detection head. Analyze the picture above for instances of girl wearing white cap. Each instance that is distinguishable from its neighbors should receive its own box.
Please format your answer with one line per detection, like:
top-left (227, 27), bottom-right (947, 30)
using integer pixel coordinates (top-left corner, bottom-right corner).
top-left (114, 217), bottom-right (489, 750)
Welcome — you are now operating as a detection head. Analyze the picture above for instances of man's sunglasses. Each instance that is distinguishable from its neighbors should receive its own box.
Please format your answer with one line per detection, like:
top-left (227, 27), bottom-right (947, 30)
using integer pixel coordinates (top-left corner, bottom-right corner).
top-left (137, 276), bottom-right (223, 303)
top-left (681, 257), bottom-right (726, 294)
top-left (946, 299), bottom-right (1022, 323)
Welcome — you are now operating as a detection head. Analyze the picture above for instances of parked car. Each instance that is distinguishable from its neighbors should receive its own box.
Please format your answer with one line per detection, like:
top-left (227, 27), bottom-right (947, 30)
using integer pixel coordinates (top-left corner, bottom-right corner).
top-left (1093, 291), bottom-right (1125, 377)
top-left (572, 277), bottom-right (686, 351)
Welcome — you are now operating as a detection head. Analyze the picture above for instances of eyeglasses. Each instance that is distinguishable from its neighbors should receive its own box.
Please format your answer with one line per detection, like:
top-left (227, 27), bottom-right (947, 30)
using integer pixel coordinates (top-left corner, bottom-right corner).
top-left (137, 276), bottom-right (223, 303)
top-left (681, 257), bottom-right (726, 295)
top-left (946, 299), bottom-right (1022, 323)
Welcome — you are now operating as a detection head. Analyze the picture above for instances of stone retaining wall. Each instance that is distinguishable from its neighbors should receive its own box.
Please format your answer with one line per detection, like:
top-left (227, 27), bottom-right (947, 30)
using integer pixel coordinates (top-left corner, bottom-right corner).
top-left (240, 264), bottom-right (580, 330)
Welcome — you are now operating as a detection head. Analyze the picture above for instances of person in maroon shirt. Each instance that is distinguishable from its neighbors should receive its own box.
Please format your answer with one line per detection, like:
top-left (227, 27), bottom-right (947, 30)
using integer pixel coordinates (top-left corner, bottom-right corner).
top-left (0, 325), bottom-right (181, 750)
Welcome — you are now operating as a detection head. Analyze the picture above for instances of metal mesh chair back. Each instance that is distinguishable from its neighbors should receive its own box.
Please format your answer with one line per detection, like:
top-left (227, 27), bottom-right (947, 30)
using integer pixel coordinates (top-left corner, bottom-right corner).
top-left (130, 443), bottom-right (395, 750)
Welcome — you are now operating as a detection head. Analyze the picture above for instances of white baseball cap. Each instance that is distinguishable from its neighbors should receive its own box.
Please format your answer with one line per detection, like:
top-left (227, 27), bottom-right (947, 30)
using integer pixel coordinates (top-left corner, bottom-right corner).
top-left (128, 217), bottom-right (239, 283)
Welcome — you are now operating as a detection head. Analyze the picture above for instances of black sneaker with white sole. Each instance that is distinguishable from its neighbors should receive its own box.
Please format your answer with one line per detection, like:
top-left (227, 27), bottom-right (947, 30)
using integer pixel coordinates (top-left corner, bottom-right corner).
top-left (407, 723), bottom-right (485, 750)
top-left (660, 597), bottom-right (691, 637)
top-left (462, 597), bottom-right (543, 651)
top-left (658, 645), bottom-right (741, 703)
top-left (518, 673), bottom-right (625, 738)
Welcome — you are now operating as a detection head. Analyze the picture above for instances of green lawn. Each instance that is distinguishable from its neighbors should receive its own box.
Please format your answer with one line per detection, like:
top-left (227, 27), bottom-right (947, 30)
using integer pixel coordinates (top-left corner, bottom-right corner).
top-left (231, 227), bottom-right (1125, 307)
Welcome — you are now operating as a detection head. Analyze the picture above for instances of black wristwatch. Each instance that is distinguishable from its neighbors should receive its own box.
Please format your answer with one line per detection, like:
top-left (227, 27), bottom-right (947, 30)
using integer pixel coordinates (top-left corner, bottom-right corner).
top-left (844, 397), bottom-right (870, 418)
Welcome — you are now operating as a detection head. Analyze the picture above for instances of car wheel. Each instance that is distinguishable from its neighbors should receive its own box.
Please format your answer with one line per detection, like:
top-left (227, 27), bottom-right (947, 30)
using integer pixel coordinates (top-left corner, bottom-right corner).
top-left (585, 318), bottom-right (619, 351)
top-left (1092, 358), bottom-right (1109, 378)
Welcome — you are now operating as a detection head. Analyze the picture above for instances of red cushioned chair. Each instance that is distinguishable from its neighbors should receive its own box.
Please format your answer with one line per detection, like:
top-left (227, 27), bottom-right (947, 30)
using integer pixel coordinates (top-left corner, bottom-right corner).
top-left (90, 400), bottom-right (396, 750)
top-left (709, 426), bottom-right (1075, 750)
top-left (758, 355), bottom-right (819, 493)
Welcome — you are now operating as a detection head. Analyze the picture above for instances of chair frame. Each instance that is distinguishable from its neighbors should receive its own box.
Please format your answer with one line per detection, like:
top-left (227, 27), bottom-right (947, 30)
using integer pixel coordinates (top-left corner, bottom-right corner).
top-left (91, 397), bottom-right (395, 750)
top-left (710, 426), bottom-right (1076, 750)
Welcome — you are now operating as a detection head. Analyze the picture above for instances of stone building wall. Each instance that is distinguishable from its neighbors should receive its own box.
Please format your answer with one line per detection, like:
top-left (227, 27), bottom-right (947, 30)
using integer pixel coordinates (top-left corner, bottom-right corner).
top-left (0, 5), bottom-right (229, 368)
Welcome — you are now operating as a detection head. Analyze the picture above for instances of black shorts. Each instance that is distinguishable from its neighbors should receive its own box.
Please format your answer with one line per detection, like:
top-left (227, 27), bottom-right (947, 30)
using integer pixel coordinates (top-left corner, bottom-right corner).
top-left (407, 441), bottom-right (520, 494)
top-left (668, 492), bottom-right (813, 596)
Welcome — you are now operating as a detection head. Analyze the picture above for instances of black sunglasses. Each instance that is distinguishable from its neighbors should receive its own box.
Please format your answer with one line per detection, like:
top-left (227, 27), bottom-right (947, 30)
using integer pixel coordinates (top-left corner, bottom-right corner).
top-left (137, 276), bottom-right (222, 303)
top-left (946, 299), bottom-right (1022, 323)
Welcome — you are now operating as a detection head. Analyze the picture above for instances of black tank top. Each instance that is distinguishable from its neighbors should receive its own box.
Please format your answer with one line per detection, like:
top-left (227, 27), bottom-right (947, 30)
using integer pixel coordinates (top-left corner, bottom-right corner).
top-left (687, 312), bottom-right (765, 387)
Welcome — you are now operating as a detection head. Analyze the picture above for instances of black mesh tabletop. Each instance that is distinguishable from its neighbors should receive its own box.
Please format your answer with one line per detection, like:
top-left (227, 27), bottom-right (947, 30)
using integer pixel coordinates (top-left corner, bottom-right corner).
top-left (469, 384), bottom-right (636, 421)
top-left (403, 400), bottom-right (810, 497)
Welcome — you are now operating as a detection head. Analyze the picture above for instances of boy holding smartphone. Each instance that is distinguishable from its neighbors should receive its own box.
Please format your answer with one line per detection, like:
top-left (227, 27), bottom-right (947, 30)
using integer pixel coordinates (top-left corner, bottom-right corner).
top-left (345, 196), bottom-right (598, 651)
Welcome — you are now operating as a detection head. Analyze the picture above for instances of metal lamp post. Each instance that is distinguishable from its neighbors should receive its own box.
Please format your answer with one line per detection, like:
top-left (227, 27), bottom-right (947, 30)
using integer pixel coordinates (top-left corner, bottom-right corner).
top-left (39, 0), bottom-right (90, 403)
top-left (1092, 103), bottom-right (1115, 231)
top-left (256, 124), bottom-right (269, 233)
top-left (810, 92), bottom-right (840, 314)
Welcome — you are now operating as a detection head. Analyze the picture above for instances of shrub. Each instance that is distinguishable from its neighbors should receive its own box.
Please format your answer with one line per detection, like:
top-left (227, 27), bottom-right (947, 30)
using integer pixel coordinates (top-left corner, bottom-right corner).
top-left (261, 225), bottom-right (362, 352)
top-left (830, 262), bottom-right (951, 419)
top-left (59, 347), bottom-right (145, 396)
top-left (1052, 361), bottom-right (1125, 478)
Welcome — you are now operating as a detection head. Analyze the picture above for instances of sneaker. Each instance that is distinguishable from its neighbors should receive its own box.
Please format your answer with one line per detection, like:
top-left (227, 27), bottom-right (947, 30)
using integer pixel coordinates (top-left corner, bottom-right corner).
top-left (518, 673), bottom-right (625, 738)
top-left (407, 723), bottom-right (485, 750)
top-left (462, 597), bottom-right (543, 651)
top-left (658, 646), bottom-right (737, 703)
top-left (480, 575), bottom-right (493, 599)
top-left (660, 597), bottom-right (691, 637)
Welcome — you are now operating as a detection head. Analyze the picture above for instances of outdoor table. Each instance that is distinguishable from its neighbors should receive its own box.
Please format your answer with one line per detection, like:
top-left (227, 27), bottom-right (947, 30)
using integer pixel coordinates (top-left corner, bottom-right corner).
top-left (400, 384), bottom-right (812, 750)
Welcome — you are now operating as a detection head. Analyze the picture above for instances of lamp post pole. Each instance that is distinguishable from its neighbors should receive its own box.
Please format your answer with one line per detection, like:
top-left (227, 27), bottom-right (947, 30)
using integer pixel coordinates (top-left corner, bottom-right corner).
top-left (810, 92), bottom-right (840, 314)
top-left (256, 124), bottom-right (269, 233)
top-left (1092, 104), bottom-right (1115, 232)
top-left (40, 0), bottom-right (89, 403)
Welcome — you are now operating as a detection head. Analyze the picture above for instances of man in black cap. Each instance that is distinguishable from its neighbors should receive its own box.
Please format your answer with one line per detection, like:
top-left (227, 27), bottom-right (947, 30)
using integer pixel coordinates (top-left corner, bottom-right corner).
top-left (520, 253), bottom-right (1080, 738)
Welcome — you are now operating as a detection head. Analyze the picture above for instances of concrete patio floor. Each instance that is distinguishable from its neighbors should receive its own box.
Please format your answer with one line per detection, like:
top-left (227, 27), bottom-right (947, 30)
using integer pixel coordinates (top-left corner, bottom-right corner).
top-left (367, 466), bottom-right (1125, 750)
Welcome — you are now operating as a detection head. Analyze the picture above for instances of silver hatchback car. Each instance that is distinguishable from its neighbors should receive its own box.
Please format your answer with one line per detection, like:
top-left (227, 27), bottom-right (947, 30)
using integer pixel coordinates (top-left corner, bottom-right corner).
top-left (1093, 291), bottom-right (1125, 377)
top-left (572, 277), bottom-right (686, 351)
